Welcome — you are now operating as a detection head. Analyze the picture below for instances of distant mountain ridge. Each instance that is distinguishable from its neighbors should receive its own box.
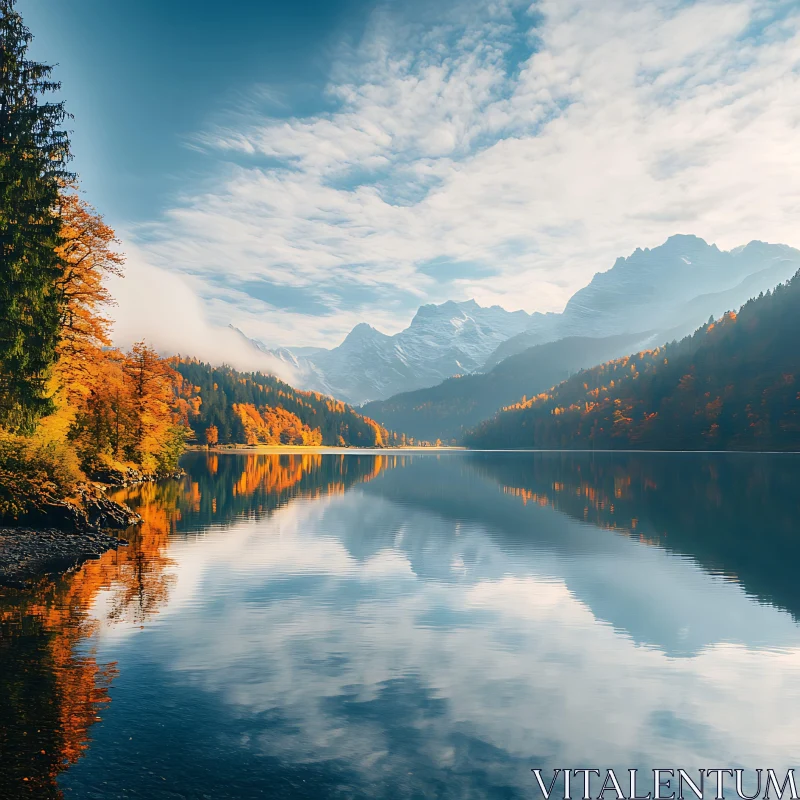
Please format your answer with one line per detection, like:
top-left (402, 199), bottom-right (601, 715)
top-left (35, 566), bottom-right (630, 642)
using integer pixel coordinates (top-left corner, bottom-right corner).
top-left (361, 331), bottom-right (651, 443)
top-left (238, 235), bottom-right (800, 407)
top-left (464, 267), bottom-right (800, 451)
top-left (484, 236), bottom-right (800, 367)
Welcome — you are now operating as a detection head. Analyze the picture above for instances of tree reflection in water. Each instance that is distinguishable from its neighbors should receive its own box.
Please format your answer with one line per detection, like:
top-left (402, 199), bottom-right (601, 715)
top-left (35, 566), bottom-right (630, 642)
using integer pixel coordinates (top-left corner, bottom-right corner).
top-left (471, 451), bottom-right (800, 620)
top-left (0, 452), bottom-right (395, 797)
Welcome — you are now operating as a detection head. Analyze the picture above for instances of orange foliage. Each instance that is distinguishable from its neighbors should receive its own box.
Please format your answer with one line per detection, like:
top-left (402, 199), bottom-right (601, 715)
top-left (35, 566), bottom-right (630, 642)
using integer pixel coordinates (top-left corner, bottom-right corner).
top-left (53, 190), bottom-right (124, 403)
top-left (232, 402), bottom-right (323, 446)
top-left (205, 425), bottom-right (219, 447)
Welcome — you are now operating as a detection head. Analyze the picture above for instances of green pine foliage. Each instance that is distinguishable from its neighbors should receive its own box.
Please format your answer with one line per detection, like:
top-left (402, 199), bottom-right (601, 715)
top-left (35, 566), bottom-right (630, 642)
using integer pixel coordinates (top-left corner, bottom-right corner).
top-left (0, 0), bottom-right (73, 430)
top-left (173, 359), bottom-right (389, 447)
top-left (465, 270), bottom-right (800, 451)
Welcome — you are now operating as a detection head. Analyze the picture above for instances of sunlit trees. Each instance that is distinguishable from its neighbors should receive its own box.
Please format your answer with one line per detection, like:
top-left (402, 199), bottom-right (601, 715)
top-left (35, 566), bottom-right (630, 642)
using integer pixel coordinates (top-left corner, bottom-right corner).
top-left (204, 425), bottom-right (218, 448)
top-left (0, 0), bottom-right (72, 430)
top-left (53, 190), bottom-right (123, 391)
top-left (69, 343), bottom-right (186, 475)
top-left (173, 360), bottom-right (390, 448)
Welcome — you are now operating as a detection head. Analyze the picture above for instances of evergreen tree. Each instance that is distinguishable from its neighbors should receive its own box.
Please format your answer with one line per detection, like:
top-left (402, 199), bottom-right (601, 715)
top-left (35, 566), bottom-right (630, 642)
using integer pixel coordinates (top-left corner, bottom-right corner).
top-left (171, 359), bottom-right (391, 448)
top-left (0, 0), bottom-right (72, 430)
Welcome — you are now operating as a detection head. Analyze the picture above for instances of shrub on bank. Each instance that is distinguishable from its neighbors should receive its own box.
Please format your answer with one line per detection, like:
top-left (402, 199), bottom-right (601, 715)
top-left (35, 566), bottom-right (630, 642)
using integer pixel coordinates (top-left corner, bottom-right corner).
top-left (0, 429), bottom-right (83, 520)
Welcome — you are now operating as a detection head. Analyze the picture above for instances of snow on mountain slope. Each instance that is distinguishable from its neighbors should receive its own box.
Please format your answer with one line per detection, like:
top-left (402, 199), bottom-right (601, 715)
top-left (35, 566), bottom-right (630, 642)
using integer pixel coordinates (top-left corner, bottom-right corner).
top-left (232, 236), bottom-right (800, 405)
top-left (268, 301), bottom-right (533, 405)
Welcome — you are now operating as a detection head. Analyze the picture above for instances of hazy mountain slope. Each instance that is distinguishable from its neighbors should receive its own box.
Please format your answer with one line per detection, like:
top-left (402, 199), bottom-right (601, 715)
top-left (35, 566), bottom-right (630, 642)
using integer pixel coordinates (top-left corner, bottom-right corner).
top-left (271, 300), bottom-right (533, 405)
top-left (483, 237), bottom-right (800, 368)
top-left (238, 236), bottom-right (800, 406)
top-left (361, 331), bottom-right (649, 443)
top-left (465, 269), bottom-right (800, 451)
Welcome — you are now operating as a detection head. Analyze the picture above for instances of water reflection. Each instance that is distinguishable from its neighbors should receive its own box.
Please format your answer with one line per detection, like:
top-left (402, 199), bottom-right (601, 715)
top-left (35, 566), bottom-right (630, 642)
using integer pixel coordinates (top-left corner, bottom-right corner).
top-left (130, 451), bottom-right (398, 532)
top-left (0, 502), bottom-right (170, 796)
top-left (470, 452), bottom-right (800, 620)
top-left (0, 452), bottom-right (798, 799)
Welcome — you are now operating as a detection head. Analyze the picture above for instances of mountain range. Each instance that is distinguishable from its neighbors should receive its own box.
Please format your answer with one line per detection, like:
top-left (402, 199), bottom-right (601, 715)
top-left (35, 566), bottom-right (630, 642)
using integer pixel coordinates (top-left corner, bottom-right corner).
top-left (360, 331), bottom-right (651, 443)
top-left (484, 235), bottom-right (800, 366)
top-left (263, 300), bottom-right (533, 405)
top-left (242, 235), bottom-right (800, 414)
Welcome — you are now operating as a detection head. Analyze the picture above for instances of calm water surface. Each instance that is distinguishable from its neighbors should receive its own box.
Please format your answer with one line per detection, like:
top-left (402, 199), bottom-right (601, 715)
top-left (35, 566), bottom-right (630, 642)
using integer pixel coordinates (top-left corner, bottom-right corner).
top-left (2, 451), bottom-right (800, 798)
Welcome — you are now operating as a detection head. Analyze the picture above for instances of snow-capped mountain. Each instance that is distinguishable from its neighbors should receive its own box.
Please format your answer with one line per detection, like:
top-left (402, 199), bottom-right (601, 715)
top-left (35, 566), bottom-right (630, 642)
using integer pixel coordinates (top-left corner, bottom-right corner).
top-left (266, 300), bottom-right (533, 405)
top-left (483, 235), bottom-right (800, 367)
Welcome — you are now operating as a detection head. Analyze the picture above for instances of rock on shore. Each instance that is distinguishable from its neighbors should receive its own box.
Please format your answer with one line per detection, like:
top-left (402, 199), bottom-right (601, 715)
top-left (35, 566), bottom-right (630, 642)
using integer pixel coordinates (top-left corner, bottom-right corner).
top-left (88, 464), bottom-right (185, 487)
top-left (0, 485), bottom-right (142, 588)
top-left (17, 483), bottom-right (143, 533)
top-left (0, 527), bottom-right (128, 589)
top-left (0, 469), bottom-right (182, 588)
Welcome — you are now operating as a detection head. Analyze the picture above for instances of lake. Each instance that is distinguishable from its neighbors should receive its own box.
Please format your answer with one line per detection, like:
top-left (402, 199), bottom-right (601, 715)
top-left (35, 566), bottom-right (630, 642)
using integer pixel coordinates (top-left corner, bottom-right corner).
top-left (2, 451), bottom-right (800, 799)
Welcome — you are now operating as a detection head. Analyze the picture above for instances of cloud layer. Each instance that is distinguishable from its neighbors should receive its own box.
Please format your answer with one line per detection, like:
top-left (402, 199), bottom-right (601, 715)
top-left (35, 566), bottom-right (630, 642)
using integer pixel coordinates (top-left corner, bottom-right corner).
top-left (122, 0), bottom-right (800, 350)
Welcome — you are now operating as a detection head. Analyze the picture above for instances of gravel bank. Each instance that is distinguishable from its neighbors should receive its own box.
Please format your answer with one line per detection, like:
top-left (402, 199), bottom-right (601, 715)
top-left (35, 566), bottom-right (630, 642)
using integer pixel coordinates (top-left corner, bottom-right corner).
top-left (0, 528), bottom-right (128, 589)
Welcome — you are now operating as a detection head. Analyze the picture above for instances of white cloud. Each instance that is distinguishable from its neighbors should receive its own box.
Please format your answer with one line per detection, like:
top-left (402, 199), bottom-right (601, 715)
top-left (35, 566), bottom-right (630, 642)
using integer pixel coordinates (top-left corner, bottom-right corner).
top-left (127, 0), bottom-right (800, 348)
top-left (108, 245), bottom-right (297, 379)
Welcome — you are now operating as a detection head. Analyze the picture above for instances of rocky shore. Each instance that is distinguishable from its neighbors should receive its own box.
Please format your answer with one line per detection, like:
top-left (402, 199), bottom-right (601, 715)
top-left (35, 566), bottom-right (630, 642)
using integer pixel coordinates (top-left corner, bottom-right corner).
top-left (88, 465), bottom-right (185, 487)
top-left (0, 527), bottom-right (128, 589)
top-left (0, 468), bottom-right (183, 589)
top-left (0, 482), bottom-right (139, 587)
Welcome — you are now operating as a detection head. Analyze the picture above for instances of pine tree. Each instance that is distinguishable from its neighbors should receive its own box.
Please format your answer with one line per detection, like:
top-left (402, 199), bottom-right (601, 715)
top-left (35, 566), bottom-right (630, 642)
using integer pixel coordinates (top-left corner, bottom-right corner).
top-left (0, 0), bottom-right (72, 430)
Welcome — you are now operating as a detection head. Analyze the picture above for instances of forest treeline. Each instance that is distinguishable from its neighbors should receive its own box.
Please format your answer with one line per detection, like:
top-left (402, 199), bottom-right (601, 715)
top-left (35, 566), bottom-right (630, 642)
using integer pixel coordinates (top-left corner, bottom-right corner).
top-left (170, 360), bottom-right (391, 448)
top-left (465, 270), bottom-right (800, 450)
top-left (361, 332), bottom-right (647, 443)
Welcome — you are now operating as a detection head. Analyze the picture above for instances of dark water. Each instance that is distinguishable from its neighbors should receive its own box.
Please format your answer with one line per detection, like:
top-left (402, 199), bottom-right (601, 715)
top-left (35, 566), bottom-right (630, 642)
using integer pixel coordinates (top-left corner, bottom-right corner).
top-left (2, 451), bottom-right (800, 799)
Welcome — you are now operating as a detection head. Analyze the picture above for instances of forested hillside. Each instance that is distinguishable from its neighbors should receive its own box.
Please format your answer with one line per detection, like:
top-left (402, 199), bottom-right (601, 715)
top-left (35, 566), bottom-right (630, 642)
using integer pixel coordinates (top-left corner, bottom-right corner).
top-left (361, 332), bottom-right (647, 443)
top-left (465, 271), bottom-right (800, 451)
top-left (171, 360), bottom-right (390, 448)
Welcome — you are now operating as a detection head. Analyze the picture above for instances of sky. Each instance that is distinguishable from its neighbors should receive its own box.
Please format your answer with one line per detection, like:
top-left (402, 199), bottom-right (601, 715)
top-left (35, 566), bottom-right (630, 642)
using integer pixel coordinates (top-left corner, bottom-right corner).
top-left (19, 0), bottom-right (800, 356)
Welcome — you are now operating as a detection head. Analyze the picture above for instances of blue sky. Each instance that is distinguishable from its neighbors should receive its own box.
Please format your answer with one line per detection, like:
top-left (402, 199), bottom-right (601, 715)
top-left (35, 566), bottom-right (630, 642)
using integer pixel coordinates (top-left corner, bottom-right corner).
top-left (19, 0), bottom-right (800, 359)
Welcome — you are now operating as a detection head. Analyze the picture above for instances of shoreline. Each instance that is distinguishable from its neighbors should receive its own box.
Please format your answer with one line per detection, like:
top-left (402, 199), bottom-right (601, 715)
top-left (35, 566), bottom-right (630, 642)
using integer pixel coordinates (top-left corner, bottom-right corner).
top-left (190, 445), bottom-right (467, 454)
top-left (0, 471), bottom-right (183, 590)
top-left (187, 445), bottom-right (800, 455)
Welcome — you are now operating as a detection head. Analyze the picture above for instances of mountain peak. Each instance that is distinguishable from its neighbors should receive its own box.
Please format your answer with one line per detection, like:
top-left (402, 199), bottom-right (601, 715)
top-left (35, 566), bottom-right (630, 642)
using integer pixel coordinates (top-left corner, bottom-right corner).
top-left (411, 299), bottom-right (491, 327)
top-left (664, 233), bottom-right (708, 245)
top-left (342, 322), bottom-right (384, 346)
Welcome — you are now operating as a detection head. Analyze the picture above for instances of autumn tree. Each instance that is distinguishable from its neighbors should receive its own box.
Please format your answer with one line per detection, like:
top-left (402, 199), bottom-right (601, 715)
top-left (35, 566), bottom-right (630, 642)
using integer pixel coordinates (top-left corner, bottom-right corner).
top-left (465, 274), bottom-right (800, 452)
top-left (172, 360), bottom-right (390, 448)
top-left (53, 189), bottom-right (123, 397)
top-left (205, 425), bottom-right (218, 448)
top-left (121, 341), bottom-right (184, 470)
top-left (0, 0), bottom-right (72, 430)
